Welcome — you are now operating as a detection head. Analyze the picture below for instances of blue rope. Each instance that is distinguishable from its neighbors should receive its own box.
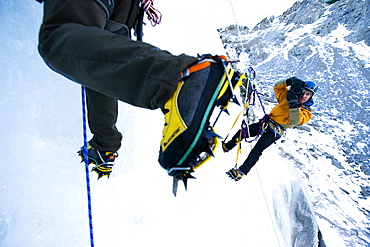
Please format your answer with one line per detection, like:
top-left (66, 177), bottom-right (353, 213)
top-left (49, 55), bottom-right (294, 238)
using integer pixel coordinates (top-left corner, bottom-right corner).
top-left (81, 85), bottom-right (95, 247)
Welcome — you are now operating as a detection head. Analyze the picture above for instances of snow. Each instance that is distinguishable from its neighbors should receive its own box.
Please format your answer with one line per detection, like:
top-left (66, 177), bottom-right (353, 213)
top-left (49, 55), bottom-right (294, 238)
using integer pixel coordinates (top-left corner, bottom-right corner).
top-left (1, 1), bottom-right (369, 247)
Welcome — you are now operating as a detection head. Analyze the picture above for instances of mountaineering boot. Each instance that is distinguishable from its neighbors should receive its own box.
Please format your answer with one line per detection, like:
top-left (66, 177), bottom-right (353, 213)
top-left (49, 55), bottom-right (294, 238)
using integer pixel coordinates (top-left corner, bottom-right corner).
top-left (222, 136), bottom-right (241, 153)
top-left (158, 54), bottom-right (245, 182)
top-left (78, 144), bottom-right (118, 179)
top-left (226, 168), bottom-right (245, 181)
top-left (221, 141), bottom-right (230, 153)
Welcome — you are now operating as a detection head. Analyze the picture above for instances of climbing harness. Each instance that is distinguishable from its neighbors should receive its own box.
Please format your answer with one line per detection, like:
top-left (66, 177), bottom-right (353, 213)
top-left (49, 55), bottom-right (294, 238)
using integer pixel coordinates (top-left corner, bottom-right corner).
top-left (81, 86), bottom-right (95, 247)
top-left (266, 117), bottom-right (285, 141)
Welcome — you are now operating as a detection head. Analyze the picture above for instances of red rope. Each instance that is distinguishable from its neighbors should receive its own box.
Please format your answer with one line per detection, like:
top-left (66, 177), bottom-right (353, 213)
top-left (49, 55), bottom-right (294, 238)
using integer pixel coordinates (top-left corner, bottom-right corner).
top-left (141, 0), bottom-right (162, 26)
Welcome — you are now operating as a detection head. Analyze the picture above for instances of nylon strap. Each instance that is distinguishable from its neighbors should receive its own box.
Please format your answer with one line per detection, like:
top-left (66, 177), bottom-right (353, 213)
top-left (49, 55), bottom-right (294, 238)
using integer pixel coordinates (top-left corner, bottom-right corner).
top-left (141, 0), bottom-right (162, 26)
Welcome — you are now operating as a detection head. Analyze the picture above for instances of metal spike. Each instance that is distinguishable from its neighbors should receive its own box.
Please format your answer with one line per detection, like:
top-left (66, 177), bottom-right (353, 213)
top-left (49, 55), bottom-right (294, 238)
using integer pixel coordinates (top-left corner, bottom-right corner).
top-left (206, 129), bottom-right (221, 139)
top-left (181, 172), bottom-right (196, 192)
top-left (205, 145), bottom-right (215, 157)
top-left (97, 173), bottom-right (104, 180)
top-left (172, 177), bottom-right (179, 196)
top-left (169, 164), bottom-right (200, 195)
top-left (211, 131), bottom-right (223, 139)
top-left (182, 177), bottom-right (188, 191)
top-left (231, 95), bottom-right (240, 106)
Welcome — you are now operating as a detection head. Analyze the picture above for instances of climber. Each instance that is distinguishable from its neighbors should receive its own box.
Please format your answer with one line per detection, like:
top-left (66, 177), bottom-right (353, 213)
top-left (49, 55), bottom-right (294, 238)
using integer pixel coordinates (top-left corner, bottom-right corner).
top-left (224, 77), bottom-right (318, 181)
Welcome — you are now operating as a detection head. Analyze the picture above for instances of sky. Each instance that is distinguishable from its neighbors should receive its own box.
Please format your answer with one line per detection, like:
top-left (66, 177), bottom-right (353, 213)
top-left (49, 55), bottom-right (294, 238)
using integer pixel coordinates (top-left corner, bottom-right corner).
top-left (142, 0), bottom-right (298, 55)
top-left (154, 0), bottom-right (298, 29)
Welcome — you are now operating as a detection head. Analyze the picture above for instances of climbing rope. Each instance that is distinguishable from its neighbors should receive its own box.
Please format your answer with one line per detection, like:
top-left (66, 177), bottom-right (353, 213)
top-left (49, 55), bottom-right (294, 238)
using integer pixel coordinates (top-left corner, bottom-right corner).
top-left (222, 67), bottom-right (267, 145)
top-left (256, 168), bottom-right (282, 247)
top-left (226, 2), bottom-right (281, 246)
top-left (81, 86), bottom-right (95, 247)
top-left (244, 76), bottom-right (283, 247)
top-left (227, 0), bottom-right (249, 69)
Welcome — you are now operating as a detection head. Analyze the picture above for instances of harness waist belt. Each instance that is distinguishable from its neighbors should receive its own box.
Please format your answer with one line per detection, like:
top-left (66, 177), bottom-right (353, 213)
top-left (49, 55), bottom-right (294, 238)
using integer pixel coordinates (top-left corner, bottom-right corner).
top-left (267, 118), bottom-right (285, 136)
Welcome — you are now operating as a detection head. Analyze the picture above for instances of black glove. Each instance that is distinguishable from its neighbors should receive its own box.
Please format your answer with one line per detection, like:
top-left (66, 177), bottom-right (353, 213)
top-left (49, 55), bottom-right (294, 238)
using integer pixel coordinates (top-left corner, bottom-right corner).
top-left (286, 77), bottom-right (305, 96)
top-left (287, 88), bottom-right (302, 108)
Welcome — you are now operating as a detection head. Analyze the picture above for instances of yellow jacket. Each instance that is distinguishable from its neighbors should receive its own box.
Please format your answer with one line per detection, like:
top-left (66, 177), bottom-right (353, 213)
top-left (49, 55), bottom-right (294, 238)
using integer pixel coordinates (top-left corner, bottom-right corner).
top-left (268, 80), bottom-right (312, 128)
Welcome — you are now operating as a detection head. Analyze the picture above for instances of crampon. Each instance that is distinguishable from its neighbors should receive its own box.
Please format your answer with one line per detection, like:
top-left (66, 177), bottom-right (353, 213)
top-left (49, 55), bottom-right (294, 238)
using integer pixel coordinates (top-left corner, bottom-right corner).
top-left (164, 57), bottom-right (248, 196)
top-left (169, 126), bottom-right (221, 195)
top-left (78, 145), bottom-right (118, 179)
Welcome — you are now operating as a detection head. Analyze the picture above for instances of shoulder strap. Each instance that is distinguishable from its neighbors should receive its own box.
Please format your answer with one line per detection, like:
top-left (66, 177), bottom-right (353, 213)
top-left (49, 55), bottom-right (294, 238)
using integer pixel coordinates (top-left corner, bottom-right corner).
top-left (125, 0), bottom-right (138, 25)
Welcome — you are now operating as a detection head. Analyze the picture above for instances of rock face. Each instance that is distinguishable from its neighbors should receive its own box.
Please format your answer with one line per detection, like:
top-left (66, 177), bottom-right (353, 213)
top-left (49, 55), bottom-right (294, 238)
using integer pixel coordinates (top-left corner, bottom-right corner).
top-left (218, 0), bottom-right (370, 246)
top-left (218, 0), bottom-right (370, 179)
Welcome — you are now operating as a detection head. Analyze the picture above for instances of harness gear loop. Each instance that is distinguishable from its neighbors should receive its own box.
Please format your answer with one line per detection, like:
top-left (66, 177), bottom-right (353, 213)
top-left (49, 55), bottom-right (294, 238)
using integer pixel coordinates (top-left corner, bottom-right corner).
top-left (266, 117), bottom-right (285, 141)
top-left (240, 114), bottom-right (268, 143)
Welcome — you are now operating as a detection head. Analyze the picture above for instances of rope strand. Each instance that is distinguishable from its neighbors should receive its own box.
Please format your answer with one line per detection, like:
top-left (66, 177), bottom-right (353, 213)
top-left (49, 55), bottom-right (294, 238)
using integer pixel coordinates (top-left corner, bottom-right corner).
top-left (81, 85), bottom-right (94, 247)
top-left (227, 1), bottom-right (281, 246)
top-left (227, 0), bottom-right (249, 70)
top-left (256, 168), bottom-right (282, 246)
top-left (141, 0), bottom-right (162, 26)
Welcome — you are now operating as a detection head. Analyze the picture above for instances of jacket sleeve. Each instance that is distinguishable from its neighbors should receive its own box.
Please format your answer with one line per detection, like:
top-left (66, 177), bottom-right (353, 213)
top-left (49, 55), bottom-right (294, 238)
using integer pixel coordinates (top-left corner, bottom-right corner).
top-left (273, 79), bottom-right (288, 102)
top-left (284, 108), bottom-right (312, 127)
top-left (298, 108), bottom-right (312, 126)
top-left (288, 108), bottom-right (301, 126)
